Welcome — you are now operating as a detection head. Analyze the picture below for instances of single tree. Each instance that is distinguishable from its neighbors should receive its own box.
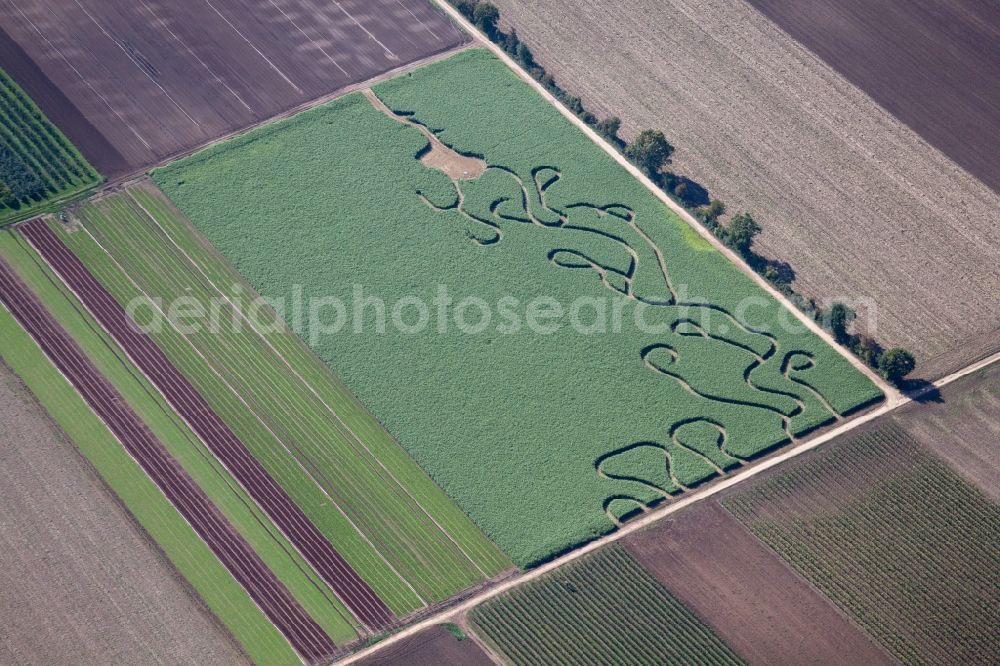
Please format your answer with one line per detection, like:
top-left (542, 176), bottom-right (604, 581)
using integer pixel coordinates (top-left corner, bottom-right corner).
top-left (625, 129), bottom-right (674, 178)
top-left (596, 116), bottom-right (622, 141)
top-left (879, 348), bottom-right (916, 384)
top-left (827, 302), bottom-right (853, 343)
top-left (722, 212), bottom-right (761, 255)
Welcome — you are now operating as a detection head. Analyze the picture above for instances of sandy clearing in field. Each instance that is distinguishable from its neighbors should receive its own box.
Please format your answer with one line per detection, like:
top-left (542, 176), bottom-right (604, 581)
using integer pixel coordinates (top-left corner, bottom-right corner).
top-left (488, 0), bottom-right (1000, 376)
top-left (0, 362), bottom-right (247, 666)
top-left (363, 89), bottom-right (486, 180)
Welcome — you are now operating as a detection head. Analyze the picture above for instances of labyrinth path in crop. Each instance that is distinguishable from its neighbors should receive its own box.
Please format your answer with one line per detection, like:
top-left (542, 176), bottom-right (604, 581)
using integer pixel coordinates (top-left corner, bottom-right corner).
top-left (153, 49), bottom-right (881, 566)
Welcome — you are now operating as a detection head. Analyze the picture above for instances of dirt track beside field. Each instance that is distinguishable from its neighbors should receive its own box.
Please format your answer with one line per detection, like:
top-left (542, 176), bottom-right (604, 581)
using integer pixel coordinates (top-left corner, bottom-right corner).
top-left (0, 0), bottom-right (465, 178)
top-left (892, 363), bottom-right (1000, 500)
top-left (0, 363), bottom-right (248, 666)
top-left (626, 502), bottom-right (892, 665)
top-left (491, 0), bottom-right (1000, 377)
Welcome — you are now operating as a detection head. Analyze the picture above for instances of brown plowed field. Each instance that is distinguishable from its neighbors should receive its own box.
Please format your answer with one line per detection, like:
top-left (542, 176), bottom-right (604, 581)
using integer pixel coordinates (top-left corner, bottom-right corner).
top-left (19, 218), bottom-right (394, 630)
top-left (356, 625), bottom-right (493, 666)
top-left (746, 0), bottom-right (1000, 194)
top-left (626, 501), bottom-right (892, 665)
top-left (890, 362), bottom-right (1000, 500)
top-left (490, 0), bottom-right (1000, 376)
top-left (0, 363), bottom-right (247, 666)
top-left (0, 0), bottom-right (465, 178)
top-left (0, 256), bottom-right (337, 664)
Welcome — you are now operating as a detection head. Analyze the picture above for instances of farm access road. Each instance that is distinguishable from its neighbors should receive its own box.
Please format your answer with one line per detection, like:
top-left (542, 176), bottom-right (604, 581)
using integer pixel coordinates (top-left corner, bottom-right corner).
top-left (343, 341), bottom-right (1000, 664)
top-left (430, 0), bottom-right (898, 404)
top-left (339, 4), bottom-right (1000, 662)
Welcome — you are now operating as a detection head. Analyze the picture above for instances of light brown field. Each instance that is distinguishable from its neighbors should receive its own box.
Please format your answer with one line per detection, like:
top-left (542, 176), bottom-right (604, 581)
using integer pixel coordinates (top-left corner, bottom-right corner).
top-left (0, 363), bottom-right (246, 666)
top-left (490, 0), bottom-right (1000, 377)
top-left (891, 361), bottom-right (1000, 499)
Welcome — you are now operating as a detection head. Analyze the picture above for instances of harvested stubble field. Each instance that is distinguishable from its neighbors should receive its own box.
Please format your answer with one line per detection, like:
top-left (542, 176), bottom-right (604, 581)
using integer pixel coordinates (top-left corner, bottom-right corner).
top-left (626, 501), bottom-right (892, 666)
top-left (0, 244), bottom-right (340, 663)
top-left (469, 545), bottom-right (745, 665)
top-left (490, 0), bottom-right (1000, 377)
top-left (52, 183), bottom-right (509, 616)
top-left (0, 364), bottom-right (246, 666)
top-left (0, 229), bottom-right (361, 664)
top-left (153, 49), bottom-right (880, 566)
top-left (888, 362), bottom-right (1000, 500)
top-left (0, 0), bottom-right (466, 177)
top-left (746, 0), bottom-right (1000, 195)
top-left (725, 425), bottom-right (1000, 665)
top-left (0, 68), bottom-right (99, 222)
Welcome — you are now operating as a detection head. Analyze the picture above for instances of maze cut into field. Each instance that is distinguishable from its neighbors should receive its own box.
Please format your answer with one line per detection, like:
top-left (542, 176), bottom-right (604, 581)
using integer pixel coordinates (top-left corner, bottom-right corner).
top-left (470, 545), bottom-right (745, 665)
top-left (19, 217), bottom-right (395, 631)
top-left (0, 255), bottom-right (338, 665)
top-left (0, 68), bottom-right (99, 222)
top-left (154, 48), bottom-right (880, 567)
top-left (1, 228), bottom-right (363, 663)
top-left (725, 425), bottom-right (1000, 665)
top-left (0, 0), bottom-right (466, 177)
top-left (489, 0), bottom-right (1000, 375)
top-left (0, 363), bottom-right (247, 666)
top-left (53, 182), bottom-right (510, 613)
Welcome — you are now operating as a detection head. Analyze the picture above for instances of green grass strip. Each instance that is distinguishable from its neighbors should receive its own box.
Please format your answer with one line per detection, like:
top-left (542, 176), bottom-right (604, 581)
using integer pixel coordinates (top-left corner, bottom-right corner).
top-left (0, 230), bottom-right (360, 656)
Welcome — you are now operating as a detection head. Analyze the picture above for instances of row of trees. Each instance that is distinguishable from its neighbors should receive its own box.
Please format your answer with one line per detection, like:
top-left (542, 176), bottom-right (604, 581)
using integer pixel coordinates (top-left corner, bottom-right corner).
top-left (450, 0), bottom-right (917, 385)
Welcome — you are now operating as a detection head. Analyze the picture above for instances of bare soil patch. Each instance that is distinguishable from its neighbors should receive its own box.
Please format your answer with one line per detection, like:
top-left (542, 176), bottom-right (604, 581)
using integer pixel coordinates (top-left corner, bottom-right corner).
top-left (0, 0), bottom-right (465, 177)
top-left (0, 362), bottom-right (246, 666)
top-left (626, 501), bottom-right (892, 665)
top-left (363, 88), bottom-right (486, 180)
top-left (355, 625), bottom-right (493, 666)
top-left (746, 0), bottom-right (1000, 195)
top-left (891, 362), bottom-right (1000, 499)
top-left (490, 0), bottom-right (1000, 376)
top-left (0, 26), bottom-right (129, 179)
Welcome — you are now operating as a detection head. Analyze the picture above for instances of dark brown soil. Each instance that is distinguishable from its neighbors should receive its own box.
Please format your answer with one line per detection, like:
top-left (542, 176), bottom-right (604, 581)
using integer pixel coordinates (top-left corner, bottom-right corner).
top-left (0, 26), bottom-right (129, 178)
top-left (892, 362), bottom-right (1000, 499)
top-left (0, 0), bottom-right (465, 178)
top-left (626, 501), bottom-right (893, 666)
top-left (356, 625), bottom-right (493, 666)
top-left (746, 0), bottom-right (1000, 194)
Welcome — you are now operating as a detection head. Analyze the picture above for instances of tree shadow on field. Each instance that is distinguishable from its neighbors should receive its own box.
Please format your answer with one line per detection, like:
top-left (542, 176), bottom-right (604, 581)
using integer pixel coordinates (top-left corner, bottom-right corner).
top-left (901, 377), bottom-right (943, 404)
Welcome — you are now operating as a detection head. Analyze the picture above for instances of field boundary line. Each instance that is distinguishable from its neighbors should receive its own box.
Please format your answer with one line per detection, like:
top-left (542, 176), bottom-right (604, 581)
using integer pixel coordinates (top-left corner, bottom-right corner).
top-left (85, 41), bottom-right (474, 198)
top-left (425, 0), bottom-right (900, 406)
top-left (69, 219), bottom-right (428, 612)
top-left (126, 185), bottom-right (489, 580)
top-left (340, 347), bottom-right (1000, 663)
